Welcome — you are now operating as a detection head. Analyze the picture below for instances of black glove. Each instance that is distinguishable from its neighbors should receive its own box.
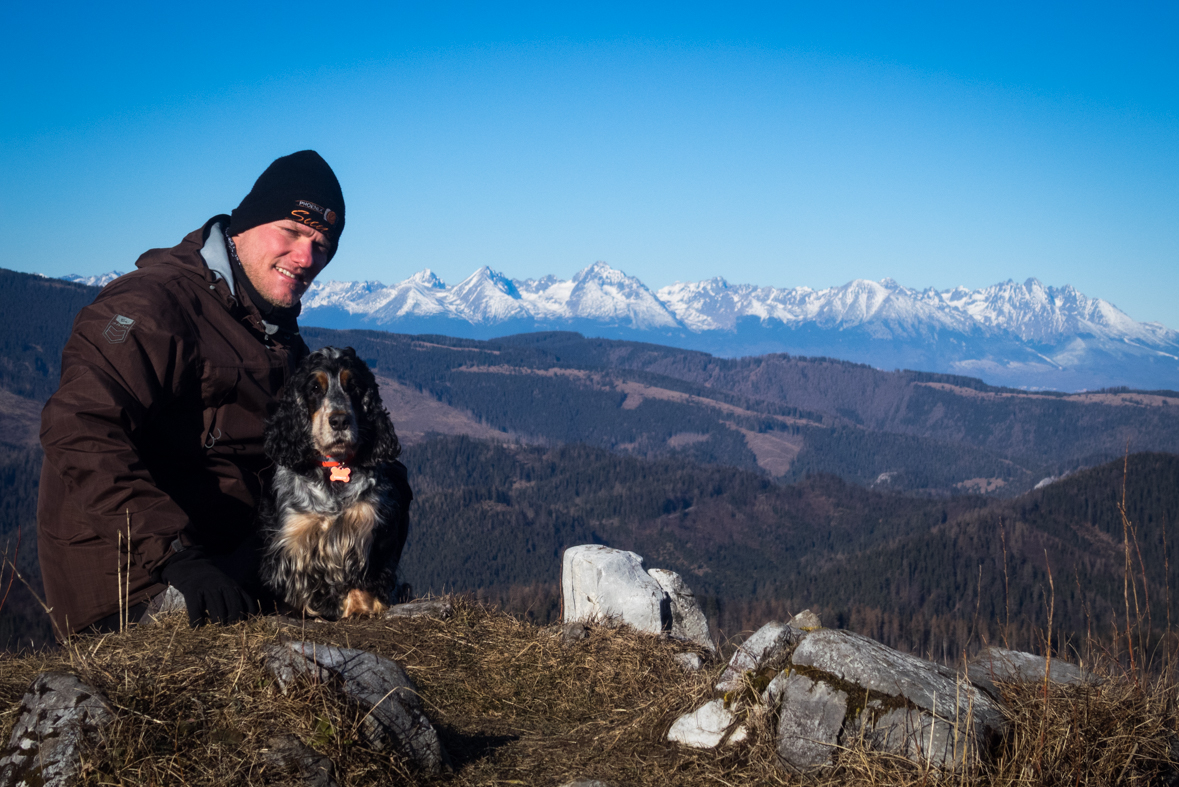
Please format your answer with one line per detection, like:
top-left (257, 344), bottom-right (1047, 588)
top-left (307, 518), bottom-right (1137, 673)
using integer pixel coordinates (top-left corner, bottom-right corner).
top-left (160, 547), bottom-right (259, 626)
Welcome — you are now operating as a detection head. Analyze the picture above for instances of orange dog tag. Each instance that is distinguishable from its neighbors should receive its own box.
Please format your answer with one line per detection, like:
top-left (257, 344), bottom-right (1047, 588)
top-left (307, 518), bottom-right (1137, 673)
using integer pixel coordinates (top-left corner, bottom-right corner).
top-left (330, 466), bottom-right (351, 483)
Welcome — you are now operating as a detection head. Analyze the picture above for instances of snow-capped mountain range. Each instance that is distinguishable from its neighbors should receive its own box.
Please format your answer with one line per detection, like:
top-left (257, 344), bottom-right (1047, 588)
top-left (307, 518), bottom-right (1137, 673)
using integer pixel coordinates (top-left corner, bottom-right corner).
top-left (61, 263), bottom-right (1179, 391)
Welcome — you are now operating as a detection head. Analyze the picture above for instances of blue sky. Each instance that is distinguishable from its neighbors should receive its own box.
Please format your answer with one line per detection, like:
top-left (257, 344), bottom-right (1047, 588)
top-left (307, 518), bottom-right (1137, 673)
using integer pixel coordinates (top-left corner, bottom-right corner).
top-left (3, 2), bottom-right (1177, 326)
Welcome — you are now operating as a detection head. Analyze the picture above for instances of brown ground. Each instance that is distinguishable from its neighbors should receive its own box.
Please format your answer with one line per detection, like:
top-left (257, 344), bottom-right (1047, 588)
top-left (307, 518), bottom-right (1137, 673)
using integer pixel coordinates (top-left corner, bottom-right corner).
top-left (1, 599), bottom-right (1175, 786)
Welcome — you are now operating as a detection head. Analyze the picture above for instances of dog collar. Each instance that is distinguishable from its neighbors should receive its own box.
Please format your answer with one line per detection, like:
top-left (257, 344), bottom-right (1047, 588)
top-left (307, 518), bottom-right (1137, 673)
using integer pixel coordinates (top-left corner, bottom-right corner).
top-left (321, 459), bottom-right (351, 483)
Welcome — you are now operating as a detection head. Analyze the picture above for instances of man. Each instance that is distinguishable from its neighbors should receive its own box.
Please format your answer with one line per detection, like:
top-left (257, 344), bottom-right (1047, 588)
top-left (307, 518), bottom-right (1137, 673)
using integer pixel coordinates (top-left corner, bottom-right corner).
top-left (38, 150), bottom-right (344, 635)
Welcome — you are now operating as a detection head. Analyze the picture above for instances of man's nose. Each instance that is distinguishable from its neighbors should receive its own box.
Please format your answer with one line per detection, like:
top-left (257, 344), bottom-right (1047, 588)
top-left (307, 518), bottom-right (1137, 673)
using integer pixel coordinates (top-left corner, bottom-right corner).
top-left (290, 239), bottom-right (315, 268)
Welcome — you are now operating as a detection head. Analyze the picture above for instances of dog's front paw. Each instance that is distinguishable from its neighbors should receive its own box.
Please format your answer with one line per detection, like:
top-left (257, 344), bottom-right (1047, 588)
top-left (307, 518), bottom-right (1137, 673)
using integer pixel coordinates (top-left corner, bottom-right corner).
top-left (340, 588), bottom-right (389, 618)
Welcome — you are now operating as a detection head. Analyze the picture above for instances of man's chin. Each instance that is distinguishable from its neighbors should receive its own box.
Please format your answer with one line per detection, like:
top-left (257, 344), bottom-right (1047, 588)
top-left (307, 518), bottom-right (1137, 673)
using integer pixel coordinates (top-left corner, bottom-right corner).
top-left (260, 288), bottom-right (303, 309)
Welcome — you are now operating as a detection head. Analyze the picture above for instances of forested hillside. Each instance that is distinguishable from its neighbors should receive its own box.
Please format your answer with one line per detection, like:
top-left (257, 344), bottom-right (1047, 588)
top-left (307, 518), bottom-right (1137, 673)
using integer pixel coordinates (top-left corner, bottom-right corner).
top-left (2, 267), bottom-right (1178, 659)
top-left (396, 438), bottom-right (1179, 659)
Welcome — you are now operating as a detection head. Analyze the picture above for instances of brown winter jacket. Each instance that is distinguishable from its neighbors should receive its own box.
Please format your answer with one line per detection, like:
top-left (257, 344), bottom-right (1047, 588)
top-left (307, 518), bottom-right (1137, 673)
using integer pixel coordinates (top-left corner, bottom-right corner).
top-left (37, 216), bottom-right (309, 634)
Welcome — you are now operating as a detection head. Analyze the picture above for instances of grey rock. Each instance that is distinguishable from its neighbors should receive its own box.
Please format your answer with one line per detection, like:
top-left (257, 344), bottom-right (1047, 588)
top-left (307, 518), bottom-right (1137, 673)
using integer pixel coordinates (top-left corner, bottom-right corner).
top-left (789, 609), bottom-right (822, 631)
top-left (562, 545), bottom-right (667, 635)
top-left (560, 621), bottom-right (589, 645)
top-left (264, 642), bottom-right (446, 773)
top-left (667, 699), bottom-right (749, 749)
top-left (791, 629), bottom-right (1005, 768)
top-left (855, 706), bottom-right (969, 767)
top-left (384, 598), bottom-right (454, 619)
top-left (557, 780), bottom-right (613, 787)
top-left (968, 646), bottom-right (1099, 687)
top-left (673, 652), bottom-right (704, 671)
top-left (776, 672), bottom-right (848, 771)
top-left (715, 621), bottom-right (804, 694)
top-left (0, 672), bottom-right (114, 787)
top-left (647, 568), bottom-right (717, 653)
top-left (261, 734), bottom-right (338, 787)
top-left (143, 585), bottom-right (187, 624)
top-left (761, 670), bottom-right (790, 707)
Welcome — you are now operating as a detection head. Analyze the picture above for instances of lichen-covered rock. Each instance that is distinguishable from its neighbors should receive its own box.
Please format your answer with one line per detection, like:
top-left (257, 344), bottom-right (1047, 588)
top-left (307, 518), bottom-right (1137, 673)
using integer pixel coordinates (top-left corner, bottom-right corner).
top-left (0, 672), bottom-right (113, 787)
top-left (647, 568), bottom-right (717, 653)
top-left (716, 621), bottom-right (805, 694)
top-left (261, 734), bottom-right (338, 787)
top-left (789, 609), bottom-right (822, 631)
top-left (667, 699), bottom-right (748, 749)
top-left (776, 673), bottom-right (847, 770)
top-left (791, 629), bottom-right (1006, 769)
top-left (264, 642), bottom-right (446, 772)
top-left (562, 545), bottom-right (667, 635)
top-left (968, 646), bottom-right (1099, 687)
top-left (673, 652), bottom-right (704, 671)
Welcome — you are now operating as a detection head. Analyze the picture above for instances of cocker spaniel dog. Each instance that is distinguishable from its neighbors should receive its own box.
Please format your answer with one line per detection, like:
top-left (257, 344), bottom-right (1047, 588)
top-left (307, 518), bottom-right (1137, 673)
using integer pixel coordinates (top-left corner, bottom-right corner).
top-left (260, 346), bottom-right (411, 619)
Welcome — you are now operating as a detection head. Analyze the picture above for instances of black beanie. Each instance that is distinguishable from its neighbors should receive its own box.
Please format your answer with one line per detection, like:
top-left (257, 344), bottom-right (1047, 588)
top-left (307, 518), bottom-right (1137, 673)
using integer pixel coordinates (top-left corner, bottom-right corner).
top-left (229, 150), bottom-right (345, 260)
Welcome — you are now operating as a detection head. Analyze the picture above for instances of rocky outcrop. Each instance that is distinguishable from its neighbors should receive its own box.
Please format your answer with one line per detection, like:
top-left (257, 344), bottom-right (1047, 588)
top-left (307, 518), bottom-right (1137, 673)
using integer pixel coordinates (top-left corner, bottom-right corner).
top-left (790, 629), bottom-right (1005, 769)
top-left (670, 620), bottom-right (1006, 772)
top-left (0, 672), bottom-right (113, 787)
top-left (264, 642), bottom-right (446, 773)
top-left (1, 546), bottom-right (1099, 781)
top-left (561, 545), bottom-right (716, 652)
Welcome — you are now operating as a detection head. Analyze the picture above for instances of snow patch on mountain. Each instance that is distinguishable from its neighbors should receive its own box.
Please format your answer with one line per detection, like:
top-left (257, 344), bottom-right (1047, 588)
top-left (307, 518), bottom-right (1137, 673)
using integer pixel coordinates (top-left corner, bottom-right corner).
top-left (62, 266), bottom-right (1179, 389)
top-left (62, 271), bottom-right (125, 288)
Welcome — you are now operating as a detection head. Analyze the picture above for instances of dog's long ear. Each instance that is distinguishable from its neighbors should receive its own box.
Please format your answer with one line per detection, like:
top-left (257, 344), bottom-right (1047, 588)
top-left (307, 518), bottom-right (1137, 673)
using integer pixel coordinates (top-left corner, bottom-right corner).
top-left (353, 357), bottom-right (401, 464)
top-left (366, 395), bottom-right (402, 463)
top-left (266, 377), bottom-right (313, 469)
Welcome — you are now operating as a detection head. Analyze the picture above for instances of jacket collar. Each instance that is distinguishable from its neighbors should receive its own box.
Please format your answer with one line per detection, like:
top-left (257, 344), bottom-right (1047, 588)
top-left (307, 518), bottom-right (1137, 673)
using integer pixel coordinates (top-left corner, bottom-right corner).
top-left (200, 220), bottom-right (238, 297)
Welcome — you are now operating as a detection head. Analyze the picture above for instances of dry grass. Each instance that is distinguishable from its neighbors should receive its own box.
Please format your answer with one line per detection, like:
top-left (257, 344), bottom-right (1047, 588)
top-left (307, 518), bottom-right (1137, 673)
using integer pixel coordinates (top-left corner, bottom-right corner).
top-left (0, 598), bottom-right (1176, 786)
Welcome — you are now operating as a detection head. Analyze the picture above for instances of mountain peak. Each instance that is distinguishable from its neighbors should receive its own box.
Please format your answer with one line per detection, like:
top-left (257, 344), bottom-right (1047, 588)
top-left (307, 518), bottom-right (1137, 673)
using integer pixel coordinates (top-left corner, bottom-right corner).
top-left (410, 269), bottom-right (446, 289)
top-left (573, 261), bottom-right (629, 285)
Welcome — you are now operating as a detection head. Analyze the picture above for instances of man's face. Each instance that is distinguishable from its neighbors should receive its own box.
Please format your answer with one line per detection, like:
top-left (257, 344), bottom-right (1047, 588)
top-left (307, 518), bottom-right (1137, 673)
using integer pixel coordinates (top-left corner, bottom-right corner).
top-left (231, 220), bottom-right (330, 308)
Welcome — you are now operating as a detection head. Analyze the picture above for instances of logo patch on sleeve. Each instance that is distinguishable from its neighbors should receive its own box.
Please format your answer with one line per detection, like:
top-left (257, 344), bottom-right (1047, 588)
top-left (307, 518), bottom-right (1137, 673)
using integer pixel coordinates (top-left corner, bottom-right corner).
top-left (103, 314), bottom-right (135, 344)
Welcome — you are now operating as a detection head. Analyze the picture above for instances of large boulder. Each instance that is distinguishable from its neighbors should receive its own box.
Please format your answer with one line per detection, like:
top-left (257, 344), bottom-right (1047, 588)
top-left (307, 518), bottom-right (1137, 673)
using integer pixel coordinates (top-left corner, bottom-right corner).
top-left (264, 642), bottom-right (446, 773)
top-left (561, 546), bottom-right (716, 651)
top-left (0, 672), bottom-right (114, 787)
top-left (788, 629), bottom-right (1006, 770)
top-left (562, 546), bottom-right (666, 634)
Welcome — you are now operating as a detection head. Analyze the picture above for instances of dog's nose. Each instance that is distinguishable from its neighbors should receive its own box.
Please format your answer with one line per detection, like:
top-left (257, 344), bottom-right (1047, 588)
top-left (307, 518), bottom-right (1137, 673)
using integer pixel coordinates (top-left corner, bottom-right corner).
top-left (328, 411), bottom-right (350, 432)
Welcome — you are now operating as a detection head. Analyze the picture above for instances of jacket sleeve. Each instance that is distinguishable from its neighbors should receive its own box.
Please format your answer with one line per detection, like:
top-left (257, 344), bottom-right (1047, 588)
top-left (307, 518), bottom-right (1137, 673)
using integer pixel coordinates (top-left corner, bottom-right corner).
top-left (40, 275), bottom-right (201, 576)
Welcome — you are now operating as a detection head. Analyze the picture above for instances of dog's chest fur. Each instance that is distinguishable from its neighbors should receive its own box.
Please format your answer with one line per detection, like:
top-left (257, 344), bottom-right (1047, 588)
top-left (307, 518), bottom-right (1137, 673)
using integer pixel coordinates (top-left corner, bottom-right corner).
top-left (270, 466), bottom-right (387, 581)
